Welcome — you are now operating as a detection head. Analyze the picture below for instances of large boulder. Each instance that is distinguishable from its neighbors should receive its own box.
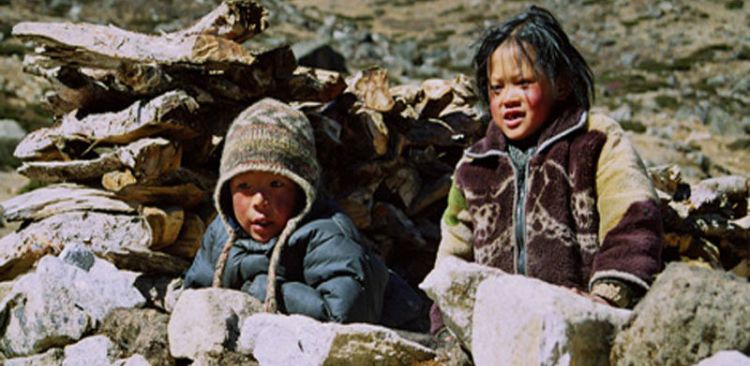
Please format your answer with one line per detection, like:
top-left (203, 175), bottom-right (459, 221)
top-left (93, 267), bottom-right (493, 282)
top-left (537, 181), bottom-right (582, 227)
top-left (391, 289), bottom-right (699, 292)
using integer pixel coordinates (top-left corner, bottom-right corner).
top-left (0, 252), bottom-right (145, 357)
top-left (611, 263), bottom-right (750, 365)
top-left (167, 288), bottom-right (263, 360)
top-left (237, 313), bottom-right (435, 366)
top-left (419, 256), bottom-right (507, 349)
top-left (472, 275), bottom-right (631, 366)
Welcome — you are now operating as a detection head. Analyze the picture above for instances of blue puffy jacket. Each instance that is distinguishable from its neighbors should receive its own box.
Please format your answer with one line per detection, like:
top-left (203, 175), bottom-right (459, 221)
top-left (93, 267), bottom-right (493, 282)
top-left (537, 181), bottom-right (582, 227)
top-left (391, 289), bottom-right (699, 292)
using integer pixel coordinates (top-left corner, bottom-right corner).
top-left (184, 198), bottom-right (390, 323)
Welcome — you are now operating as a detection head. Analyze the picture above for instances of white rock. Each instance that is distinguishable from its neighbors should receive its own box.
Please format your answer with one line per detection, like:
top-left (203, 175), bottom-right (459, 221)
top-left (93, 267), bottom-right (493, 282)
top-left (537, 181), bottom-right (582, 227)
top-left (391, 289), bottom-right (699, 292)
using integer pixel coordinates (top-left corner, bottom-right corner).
top-left (418, 256), bottom-right (507, 349)
top-left (238, 313), bottom-right (435, 366)
top-left (113, 354), bottom-right (152, 366)
top-left (0, 255), bottom-right (145, 357)
top-left (472, 275), bottom-right (631, 366)
top-left (239, 313), bottom-right (324, 365)
top-left (695, 351), bottom-right (750, 366)
top-left (167, 288), bottom-right (263, 360)
top-left (3, 348), bottom-right (64, 366)
top-left (62, 335), bottom-right (119, 366)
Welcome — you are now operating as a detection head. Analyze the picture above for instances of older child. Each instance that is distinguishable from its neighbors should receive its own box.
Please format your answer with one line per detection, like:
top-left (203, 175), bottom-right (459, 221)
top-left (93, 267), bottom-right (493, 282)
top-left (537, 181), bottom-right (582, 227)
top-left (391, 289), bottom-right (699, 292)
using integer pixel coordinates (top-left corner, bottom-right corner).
top-left (435, 6), bottom-right (662, 310)
top-left (183, 98), bottom-right (389, 323)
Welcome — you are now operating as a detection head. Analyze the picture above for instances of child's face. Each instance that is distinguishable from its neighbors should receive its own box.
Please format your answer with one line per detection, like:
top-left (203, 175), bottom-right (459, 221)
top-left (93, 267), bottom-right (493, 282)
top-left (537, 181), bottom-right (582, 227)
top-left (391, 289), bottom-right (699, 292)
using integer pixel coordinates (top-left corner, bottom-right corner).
top-left (487, 41), bottom-right (557, 141)
top-left (230, 171), bottom-right (300, 243)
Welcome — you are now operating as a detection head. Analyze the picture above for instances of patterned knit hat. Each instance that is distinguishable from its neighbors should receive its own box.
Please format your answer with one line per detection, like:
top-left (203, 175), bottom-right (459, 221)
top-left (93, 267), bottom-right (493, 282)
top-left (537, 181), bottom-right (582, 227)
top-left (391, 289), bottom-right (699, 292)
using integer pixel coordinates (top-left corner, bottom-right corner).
top-left (211, 98), bottom-right (320, 311)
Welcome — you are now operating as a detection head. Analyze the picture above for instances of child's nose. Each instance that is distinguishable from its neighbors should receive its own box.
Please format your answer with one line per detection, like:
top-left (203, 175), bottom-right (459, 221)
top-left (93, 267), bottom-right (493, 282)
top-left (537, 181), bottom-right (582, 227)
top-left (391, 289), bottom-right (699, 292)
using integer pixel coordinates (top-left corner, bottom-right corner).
top-left (502, 88), bottom-right (522, 106)
top-left (250, 191), bottom-right (269, 208)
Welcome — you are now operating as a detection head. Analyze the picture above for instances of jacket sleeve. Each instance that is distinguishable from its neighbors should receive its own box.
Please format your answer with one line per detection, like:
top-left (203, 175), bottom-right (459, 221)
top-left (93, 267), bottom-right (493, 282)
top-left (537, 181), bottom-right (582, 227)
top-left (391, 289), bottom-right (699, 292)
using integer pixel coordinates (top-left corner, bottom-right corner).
top-left (299, 227), bottom-right (372, 323)
top-left (590, 114), bottom-right (663, 305)
top-left (241, 221), bottom-right (378, 323)
top-left (242, 274), bottom-right (330, 321)
top-left (183, 217), bottom-right (226, 288)
top-left (435, 179), bottom-right (474, 264)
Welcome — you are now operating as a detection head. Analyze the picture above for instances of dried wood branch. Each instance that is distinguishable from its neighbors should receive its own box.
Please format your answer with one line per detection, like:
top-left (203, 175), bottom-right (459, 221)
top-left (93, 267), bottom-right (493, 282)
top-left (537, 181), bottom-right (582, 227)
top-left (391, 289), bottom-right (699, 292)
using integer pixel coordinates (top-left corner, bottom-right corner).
top-left (173, 0), bottom-right (268, 43)
top-left (0, 183), bottom-right (135, 222)
top-left (18, 138), bottom-right (181, 183)
top-left (144, 206), bottom-right (185, 250)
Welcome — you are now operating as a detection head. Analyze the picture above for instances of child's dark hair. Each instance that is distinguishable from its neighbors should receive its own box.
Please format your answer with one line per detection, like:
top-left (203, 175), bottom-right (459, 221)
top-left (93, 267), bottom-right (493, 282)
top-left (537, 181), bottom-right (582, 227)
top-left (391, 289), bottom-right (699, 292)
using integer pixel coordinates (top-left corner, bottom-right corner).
top-left (474, 6), bottom-right (594, 110)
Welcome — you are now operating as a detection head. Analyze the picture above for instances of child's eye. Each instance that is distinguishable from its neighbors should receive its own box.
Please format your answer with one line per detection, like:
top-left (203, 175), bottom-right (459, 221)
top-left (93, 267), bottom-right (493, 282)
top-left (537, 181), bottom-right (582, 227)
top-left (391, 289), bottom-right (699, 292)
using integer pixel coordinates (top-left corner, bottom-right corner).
top-left (490, 84), bottom-right (504, 93)
top-left (270, 180), bottom-right (285, 188)
top-left (235, 182), bottom-right (251, 190)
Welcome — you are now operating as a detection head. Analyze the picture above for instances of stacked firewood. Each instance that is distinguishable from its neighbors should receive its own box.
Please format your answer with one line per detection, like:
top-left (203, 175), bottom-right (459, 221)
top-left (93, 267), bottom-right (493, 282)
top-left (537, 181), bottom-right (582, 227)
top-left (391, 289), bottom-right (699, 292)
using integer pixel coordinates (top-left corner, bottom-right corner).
top-left (0, 0), bottom-right (483, 287)
top-left (649, 165), bottom-right (750, 276)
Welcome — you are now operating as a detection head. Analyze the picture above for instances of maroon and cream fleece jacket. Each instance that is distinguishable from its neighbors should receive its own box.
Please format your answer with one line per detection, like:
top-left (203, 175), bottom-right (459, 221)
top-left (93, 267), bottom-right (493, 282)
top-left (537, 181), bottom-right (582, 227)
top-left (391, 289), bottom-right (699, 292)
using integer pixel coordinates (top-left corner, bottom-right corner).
top-left (436, 109), bottom-right (663, 307)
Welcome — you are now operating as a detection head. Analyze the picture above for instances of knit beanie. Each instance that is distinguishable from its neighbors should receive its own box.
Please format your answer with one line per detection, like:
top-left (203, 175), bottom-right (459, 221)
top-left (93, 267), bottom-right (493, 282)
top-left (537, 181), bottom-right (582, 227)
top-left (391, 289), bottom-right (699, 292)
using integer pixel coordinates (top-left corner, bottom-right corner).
top-left (211, 98), bottom-right (320, 313)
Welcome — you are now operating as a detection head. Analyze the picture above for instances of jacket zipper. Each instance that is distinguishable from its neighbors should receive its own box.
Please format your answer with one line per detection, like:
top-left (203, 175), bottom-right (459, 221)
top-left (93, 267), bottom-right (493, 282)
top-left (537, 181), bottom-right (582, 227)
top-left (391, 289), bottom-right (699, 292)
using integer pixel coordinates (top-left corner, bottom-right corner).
top-left (515, 161), bottom-right (529, 275)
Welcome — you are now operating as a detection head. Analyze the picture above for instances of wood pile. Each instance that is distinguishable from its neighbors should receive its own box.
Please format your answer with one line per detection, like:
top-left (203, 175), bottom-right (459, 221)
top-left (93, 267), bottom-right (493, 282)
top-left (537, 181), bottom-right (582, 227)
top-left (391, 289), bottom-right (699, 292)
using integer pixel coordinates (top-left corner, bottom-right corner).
top-left (0, 0), bottom-right (484, 286)
top-left (649, 165), bottom-right (750, 276)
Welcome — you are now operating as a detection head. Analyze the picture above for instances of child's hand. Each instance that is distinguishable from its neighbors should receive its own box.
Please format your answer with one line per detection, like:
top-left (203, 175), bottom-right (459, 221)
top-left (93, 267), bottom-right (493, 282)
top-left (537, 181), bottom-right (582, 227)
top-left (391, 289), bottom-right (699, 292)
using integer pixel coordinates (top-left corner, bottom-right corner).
top-left (568, 287), bottom-right (611, 306)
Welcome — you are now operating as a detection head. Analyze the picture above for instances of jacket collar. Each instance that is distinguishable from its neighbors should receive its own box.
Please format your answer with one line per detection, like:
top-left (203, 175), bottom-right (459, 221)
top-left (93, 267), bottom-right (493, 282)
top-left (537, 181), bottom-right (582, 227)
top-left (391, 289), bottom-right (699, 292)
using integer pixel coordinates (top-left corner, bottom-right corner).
top-left (466, 107), bottom-right (587, 158)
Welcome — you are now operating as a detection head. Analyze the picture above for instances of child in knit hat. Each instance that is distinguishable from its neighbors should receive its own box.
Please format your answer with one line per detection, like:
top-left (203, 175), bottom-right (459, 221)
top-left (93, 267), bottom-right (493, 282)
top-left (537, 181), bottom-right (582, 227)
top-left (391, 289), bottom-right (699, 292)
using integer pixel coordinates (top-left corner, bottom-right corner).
top-left (183, 98), bottom-right (389, 323)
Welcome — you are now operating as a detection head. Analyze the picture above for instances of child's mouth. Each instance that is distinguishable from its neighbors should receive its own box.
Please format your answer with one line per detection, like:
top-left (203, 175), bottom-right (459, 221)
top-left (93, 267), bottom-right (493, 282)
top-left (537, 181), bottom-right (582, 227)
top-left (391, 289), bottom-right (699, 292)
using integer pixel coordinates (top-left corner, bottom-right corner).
top-left (250, 218), bottom-right (272, 232)
top-left (252, 219), bottom-right (271, 227)
top-left (503, 110), bottom-right (525, 127)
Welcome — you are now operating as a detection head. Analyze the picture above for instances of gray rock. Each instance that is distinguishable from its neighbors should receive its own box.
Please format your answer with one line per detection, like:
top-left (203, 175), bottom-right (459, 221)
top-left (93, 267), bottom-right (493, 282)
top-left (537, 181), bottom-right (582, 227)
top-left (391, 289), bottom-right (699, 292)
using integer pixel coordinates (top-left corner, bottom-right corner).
top-left (62, 335), bottom-right (120, 366)
top-left (0, 255), bottom-right (145, 357)
top-left (609, 104), bottom-right (633, 123)
top-left (611, 263), bottom-right (750, 366)
top-left (3, 348), bottom-right (64, 366)
top-left (59, 242), bottom-right (95, 271)
top-left (99, 308), bottom-right (174, 366)
top-left (707, 106), bottom-right (739, 135)
top-left (419, 256), bottom-right (507, 350)
top-left (0, 119), bottom-right (26, 141)
top-left (695, 351), bottom-right (750, 366)
top-left (619, 52), bottom-right (638, 67)
top-left (733, 78), bottom-right (750, 95)
top-left (238, 313), bottom-right (435, 366)
top-left (685, 151), bottom-right (711, 173)
top-left (472, 275), bottom-right (631, 366)
top-left (706, 75), bottom-right (727, 87)
top-left (0, 119), bottom-right (26, 169)
top-left (167, 288), bottom-right (263, 360)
